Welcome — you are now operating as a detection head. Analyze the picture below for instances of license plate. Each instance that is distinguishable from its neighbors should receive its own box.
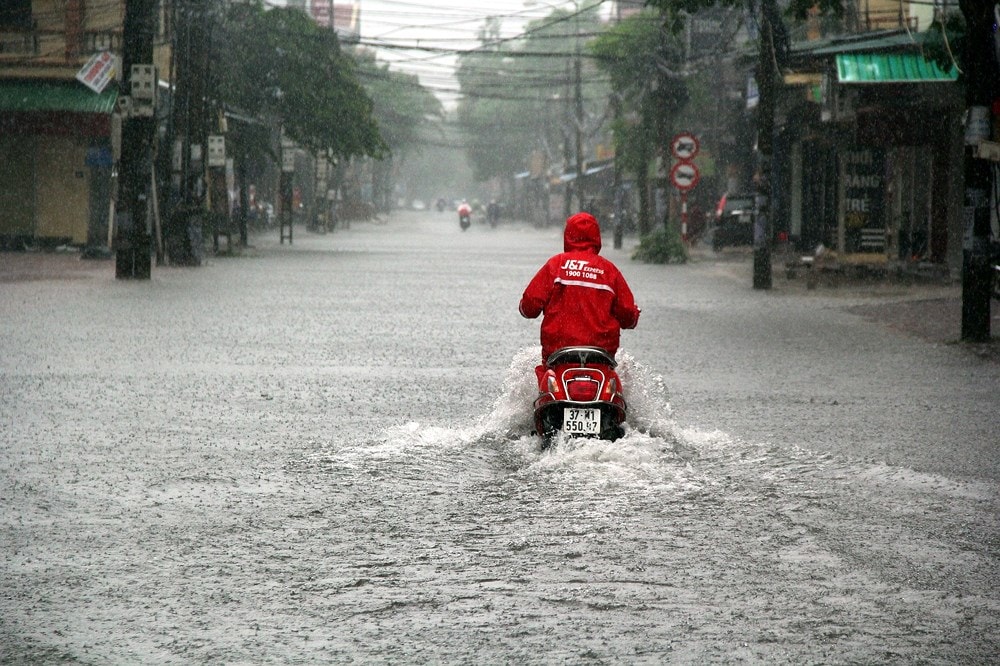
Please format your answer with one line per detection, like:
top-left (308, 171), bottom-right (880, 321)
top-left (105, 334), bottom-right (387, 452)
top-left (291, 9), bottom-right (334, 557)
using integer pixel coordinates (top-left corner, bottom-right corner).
top-left (563, 407), bottom-right (600, 435)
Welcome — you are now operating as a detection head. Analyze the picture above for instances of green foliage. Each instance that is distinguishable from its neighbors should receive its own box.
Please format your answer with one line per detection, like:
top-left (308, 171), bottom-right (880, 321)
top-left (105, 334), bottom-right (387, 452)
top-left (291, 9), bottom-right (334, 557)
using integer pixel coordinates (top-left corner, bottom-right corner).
top-left (353, 50), bottom-right (443, 158)
top-left (644, 0), bottom-right (844, 23)
top-left (216, 1), bottom-right (387, 162)
top-left (455, 47), bottom-right (538, 182)
top-left (591, 10), bottom-right (687, 164)
top-left (454, 1), bottom-right (610, 183)
top-left (590, 8), bottom-right (663, 93)
top-left (591, 11), bottom-right (686, 236)
top-left (632, 228), bottom-right (688, 264)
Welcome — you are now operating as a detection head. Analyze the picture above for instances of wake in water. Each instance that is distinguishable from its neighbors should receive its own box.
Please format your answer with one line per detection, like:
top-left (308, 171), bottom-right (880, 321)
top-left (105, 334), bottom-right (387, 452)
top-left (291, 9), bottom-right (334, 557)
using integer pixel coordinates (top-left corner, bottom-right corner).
top-left (305, 347), bottom-right (998, 538)
top-left (340, 347), bottom-right (690, 472)
top-left (470, 346), bottom-right (679, 443)
top-left (331, 346), bottom-right (862, 491)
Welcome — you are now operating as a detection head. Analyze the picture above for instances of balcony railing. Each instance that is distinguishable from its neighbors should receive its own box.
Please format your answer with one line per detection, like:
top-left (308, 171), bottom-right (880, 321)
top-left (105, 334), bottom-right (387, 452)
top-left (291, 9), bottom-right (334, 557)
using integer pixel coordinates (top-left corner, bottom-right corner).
top-left (82, 31), bottom-right (122, 54)
top-left (0, 28), bottom-right (121, 60)
top-left (0, 30), bottom-right (38, 55)
top-left (862, 10), bottom-right (919, 32)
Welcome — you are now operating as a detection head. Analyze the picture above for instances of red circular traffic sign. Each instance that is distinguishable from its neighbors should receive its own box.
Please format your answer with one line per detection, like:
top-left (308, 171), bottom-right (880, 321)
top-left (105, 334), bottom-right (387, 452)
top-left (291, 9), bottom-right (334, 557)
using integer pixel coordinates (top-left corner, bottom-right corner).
top-left (669, 161), bottom-right (700, 191)
top-left (670, 133), bottom-right (700, 160)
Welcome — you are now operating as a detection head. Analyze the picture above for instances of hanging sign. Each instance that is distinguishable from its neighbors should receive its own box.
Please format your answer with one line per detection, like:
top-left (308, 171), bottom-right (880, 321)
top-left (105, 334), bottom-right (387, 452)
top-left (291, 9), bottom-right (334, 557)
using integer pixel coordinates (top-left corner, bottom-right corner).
top-left (76, 51), bottom-right (117, 94)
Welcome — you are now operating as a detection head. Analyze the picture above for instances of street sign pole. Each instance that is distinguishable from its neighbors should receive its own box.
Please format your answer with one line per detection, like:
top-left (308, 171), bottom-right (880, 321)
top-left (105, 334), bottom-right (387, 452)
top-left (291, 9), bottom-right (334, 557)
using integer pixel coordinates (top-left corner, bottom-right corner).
top-left (670, 132), bottom-right (699, 245)
top-left (681, 192), bottom-right (688, 242)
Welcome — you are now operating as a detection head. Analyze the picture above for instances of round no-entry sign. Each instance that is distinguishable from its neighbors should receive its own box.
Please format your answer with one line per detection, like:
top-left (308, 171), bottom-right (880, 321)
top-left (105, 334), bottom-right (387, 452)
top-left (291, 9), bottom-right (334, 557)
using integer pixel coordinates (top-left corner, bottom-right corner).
top-left (670, 132), bottom-right (699, 160)
top-left (669, 161), bottom-right (700, 191)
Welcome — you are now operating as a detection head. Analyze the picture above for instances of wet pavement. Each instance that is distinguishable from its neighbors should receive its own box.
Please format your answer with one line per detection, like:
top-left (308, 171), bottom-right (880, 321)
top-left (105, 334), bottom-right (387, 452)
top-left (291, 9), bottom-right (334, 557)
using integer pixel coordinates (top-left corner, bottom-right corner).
top-left (1, 212), bottom-right (998, 663)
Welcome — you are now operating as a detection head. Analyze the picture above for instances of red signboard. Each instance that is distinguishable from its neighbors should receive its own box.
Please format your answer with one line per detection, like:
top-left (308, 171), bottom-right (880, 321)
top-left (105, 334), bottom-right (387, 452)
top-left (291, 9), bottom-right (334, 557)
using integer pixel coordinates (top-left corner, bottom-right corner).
top-left (76, 51), bottom-right (116, 94)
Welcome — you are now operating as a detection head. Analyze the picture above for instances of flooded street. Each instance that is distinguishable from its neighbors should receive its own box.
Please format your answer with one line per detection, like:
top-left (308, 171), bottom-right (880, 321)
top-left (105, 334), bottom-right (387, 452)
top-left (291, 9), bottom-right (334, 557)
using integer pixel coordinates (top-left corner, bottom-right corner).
top-left (2, 211), bottom-right (998, 663)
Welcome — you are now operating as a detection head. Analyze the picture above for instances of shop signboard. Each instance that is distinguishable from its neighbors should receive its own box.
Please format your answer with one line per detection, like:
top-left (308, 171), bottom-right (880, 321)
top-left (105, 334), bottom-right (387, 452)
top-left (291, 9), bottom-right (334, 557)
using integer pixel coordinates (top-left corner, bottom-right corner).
top-left (841, 147), bottom-right (885, 253)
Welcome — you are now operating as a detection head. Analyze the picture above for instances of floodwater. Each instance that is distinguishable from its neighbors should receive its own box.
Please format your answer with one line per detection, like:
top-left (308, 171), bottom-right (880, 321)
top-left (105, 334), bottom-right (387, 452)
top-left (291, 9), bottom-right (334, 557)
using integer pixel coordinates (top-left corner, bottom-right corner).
top-left (1, 212), bottom-right (997, 663)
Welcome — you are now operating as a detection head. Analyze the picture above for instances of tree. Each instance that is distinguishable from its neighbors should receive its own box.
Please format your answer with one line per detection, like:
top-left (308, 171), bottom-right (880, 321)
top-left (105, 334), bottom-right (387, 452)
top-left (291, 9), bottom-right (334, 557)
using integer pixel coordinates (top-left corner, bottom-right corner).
top-left (455, 1), bottom-right (610, 211)
top-left (455, 42), bottom-right (539, 184)
top-left (211, 2), bottom-right (388, 238)
top-left (646, 0), bottom-right (786, 287)
top-left (591, 10), bottom-right (687, 239)
top-left (353, 49), bottom-right (444, 212)
top-left (216, 2), bottom-right (386, 161)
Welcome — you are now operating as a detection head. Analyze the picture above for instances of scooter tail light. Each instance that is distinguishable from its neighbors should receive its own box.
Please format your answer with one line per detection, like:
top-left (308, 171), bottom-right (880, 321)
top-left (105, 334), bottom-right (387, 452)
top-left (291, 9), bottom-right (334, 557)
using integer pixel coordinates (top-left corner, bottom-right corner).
top-left (567, 379), bottom-right (599, 401)
top-left (547, 374), bottom-right (559, 394)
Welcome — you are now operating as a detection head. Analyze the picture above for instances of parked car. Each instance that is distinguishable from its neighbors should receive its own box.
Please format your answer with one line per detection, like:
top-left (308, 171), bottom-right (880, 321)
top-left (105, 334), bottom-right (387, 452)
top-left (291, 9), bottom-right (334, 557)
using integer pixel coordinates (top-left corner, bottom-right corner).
top-left (712, 193), bottom-right (754, 251)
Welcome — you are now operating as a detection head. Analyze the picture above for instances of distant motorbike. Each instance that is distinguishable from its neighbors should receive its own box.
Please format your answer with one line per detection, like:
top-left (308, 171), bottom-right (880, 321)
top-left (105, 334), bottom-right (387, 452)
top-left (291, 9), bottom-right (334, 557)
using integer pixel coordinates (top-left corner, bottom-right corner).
top-left (458, 204), bottom-right (472, 230)
top-left (533, 346), bottom-right (627, 446)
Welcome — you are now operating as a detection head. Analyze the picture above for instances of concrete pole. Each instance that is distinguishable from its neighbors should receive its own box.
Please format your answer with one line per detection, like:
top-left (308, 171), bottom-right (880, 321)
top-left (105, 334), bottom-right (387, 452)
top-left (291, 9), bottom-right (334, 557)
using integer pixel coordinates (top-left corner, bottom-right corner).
top-left (115, 0), bottom-right (157, 279)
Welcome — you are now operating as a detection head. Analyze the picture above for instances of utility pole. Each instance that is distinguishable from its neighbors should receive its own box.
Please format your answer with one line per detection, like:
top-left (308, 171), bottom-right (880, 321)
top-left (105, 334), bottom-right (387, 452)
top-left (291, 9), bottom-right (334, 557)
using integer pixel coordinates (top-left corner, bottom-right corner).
top-left (115, 0), bottom-right (157, 279)
top-left (958, 0), bottom-right (999, 342)
top-left (167, 0), bottom-right (209, 266)
top-left (752, 0), bottom-right (783, 290)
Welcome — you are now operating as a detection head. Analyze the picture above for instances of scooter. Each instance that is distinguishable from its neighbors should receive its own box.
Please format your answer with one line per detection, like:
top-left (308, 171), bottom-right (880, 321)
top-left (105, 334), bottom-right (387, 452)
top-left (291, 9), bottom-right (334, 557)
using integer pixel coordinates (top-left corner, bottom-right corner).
top-left (533, 346), bottom-right (627, 446)
top-left (458, 204), bottom-right (472, 230)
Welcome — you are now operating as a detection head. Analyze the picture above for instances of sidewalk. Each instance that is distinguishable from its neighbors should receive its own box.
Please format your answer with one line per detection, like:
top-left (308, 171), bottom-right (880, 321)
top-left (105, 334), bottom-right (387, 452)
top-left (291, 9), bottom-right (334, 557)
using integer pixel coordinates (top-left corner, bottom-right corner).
top-left (689, 245), bottom-right (999, 361)
top-left (0, 249), bottom-right (112, 283)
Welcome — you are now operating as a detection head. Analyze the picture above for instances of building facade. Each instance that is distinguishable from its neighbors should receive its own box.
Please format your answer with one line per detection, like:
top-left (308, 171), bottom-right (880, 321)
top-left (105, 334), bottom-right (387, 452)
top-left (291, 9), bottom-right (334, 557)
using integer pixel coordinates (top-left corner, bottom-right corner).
top-left (0, 0), bottom-right (174, 250)
top-left (0, 0), bottom-right (128, 248)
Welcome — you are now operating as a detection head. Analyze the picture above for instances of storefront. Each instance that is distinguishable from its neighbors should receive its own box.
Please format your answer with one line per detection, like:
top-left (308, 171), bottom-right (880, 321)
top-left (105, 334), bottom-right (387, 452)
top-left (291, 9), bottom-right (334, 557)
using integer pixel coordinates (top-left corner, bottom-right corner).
top-left (0, 80), bottom-right (117, 248)
top-left (781, 39), bottom-right (963, 272)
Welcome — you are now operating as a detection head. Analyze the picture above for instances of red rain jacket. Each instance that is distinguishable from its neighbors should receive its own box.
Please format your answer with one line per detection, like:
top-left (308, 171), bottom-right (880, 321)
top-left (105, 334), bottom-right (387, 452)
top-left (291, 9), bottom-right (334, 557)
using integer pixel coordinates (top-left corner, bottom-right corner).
top-left (519, 212), bottom-right (640, 363)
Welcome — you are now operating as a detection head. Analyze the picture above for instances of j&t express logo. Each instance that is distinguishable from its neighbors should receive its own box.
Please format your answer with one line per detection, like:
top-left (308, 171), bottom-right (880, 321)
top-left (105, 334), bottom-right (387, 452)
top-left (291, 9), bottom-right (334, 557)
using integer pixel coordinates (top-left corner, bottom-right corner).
top-left (559, 259), bottom-right (604, 279)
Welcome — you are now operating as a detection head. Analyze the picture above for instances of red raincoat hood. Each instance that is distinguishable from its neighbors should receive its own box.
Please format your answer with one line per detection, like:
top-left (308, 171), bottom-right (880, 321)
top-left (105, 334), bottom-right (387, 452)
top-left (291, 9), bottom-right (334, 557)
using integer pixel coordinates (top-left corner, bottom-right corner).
top-left (563, 212), bottom-right (602, 253)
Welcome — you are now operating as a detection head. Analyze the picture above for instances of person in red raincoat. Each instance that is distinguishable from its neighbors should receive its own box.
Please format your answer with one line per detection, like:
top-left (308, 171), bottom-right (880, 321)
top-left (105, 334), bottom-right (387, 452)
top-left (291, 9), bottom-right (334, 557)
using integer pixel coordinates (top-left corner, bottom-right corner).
top-left (519, 211), bottom-right (640, 380)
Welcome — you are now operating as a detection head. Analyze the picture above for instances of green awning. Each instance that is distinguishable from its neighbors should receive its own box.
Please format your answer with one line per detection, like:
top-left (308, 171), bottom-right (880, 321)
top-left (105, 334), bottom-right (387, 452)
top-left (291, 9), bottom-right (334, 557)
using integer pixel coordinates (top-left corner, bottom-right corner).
top-left (0, 80), bottom-right (118, 114)
top-left (836, 53), bottom-right (958, 84)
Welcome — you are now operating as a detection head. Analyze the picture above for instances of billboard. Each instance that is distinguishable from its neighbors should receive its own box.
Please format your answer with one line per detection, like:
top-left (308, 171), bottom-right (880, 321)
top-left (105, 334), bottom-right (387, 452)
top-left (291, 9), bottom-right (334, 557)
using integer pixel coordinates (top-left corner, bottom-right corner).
top-left (308, 1), bottom-right (360, 41)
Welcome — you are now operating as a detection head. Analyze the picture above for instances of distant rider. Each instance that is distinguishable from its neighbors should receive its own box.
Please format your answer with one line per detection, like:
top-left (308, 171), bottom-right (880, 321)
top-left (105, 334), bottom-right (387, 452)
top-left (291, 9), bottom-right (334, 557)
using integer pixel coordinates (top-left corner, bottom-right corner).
top-left (457, 200), bottom-right (472, 220)
top-left (519, 211), bottom-right (640, 381)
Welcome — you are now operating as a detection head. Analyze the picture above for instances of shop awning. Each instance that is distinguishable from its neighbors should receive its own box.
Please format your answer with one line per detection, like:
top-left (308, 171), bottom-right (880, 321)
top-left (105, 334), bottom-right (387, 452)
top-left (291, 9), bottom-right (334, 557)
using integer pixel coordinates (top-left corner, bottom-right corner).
top-left (836, 53), bottom-right (957, 84)
top-left (0, 80), bottom-right (118, 114)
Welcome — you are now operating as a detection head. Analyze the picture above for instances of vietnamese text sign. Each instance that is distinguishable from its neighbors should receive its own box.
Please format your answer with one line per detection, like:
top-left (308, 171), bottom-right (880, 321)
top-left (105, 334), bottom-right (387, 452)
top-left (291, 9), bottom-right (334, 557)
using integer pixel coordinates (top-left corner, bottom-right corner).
top-left (76, 51), bottom-right (116, 94)
top-left (841, 147), bottom-right (885, 253)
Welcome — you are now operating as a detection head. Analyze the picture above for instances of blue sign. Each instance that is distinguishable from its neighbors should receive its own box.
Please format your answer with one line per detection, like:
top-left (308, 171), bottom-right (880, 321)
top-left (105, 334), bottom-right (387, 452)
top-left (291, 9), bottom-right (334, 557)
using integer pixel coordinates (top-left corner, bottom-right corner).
top-left (85, 145), bottom-right (113, 168)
